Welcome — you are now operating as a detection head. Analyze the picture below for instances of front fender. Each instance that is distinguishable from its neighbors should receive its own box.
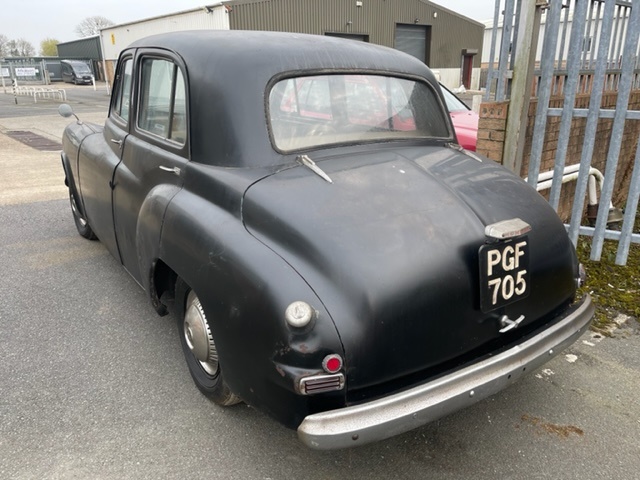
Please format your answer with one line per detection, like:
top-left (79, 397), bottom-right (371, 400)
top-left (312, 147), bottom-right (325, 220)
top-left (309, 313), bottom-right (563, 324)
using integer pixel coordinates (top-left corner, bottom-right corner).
top-left (159, 189), bottom-right (346, 428)
top-left (61, 123), bottom-right (100, 219)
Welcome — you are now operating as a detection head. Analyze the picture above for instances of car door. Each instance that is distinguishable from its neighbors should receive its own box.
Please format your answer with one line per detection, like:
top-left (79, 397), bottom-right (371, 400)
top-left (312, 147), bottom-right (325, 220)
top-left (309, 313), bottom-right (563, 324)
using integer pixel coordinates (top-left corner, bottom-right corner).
top-left (77, 55), bottom-right (133, 260)
top-left (111, 53), bottom-right (189, 284)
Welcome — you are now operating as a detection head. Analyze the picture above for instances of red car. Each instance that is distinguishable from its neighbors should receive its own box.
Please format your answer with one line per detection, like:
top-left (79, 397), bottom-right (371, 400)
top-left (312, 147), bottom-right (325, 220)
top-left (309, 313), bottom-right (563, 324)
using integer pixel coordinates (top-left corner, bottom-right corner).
top-left (440, 84), bottom-right (479, 151)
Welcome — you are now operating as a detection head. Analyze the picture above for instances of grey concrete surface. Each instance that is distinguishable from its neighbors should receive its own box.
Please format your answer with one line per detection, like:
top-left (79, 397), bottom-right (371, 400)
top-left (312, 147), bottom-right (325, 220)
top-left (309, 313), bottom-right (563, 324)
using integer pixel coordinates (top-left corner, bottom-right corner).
top-left (1, 86), bottom-right (639, 480)
top-left (0, 83), bottom-right (108, 207)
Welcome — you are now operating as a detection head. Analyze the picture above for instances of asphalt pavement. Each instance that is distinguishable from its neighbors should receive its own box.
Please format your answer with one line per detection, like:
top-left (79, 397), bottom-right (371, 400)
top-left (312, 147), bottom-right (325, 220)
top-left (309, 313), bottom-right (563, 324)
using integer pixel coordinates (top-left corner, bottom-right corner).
top-left (0, 83), bottom-right (639, 480)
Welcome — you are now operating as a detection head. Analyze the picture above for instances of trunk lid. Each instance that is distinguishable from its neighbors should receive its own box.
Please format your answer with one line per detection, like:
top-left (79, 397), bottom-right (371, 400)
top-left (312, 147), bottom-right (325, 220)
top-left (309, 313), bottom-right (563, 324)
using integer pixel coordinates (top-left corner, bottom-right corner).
top-left (243, 147), bottom-right (577, 397)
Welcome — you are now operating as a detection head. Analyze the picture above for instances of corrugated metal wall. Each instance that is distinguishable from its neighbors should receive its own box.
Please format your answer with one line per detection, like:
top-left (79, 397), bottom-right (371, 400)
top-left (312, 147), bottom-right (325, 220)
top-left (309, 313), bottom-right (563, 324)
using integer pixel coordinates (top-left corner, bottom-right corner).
top-left (57, 37), bottom-right (102, 61)
top-left (226, 0), bottom-right (484, 68)
top-left (101, 6), bottom-right (230, 60)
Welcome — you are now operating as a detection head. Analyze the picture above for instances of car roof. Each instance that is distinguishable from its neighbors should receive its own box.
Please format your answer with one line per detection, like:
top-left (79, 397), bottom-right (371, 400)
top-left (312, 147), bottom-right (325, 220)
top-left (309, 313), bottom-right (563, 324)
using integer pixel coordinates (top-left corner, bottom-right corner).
top-left (130, 30), bottom-right (435, 76)
top-left (125, 30), bottom-right (445, 167)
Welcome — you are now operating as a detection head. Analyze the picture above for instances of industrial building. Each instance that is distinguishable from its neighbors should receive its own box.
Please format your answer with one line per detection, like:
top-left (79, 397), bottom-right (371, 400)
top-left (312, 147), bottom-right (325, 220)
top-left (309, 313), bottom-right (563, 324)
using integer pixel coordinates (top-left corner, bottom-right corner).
top-left (100, 0), bottom-right (484, 89)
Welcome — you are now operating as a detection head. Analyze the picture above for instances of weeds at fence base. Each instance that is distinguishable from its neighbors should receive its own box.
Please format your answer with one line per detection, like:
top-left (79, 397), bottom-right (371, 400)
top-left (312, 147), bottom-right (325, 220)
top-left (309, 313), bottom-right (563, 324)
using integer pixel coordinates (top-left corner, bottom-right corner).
top-left (577, 214), bottom-right (640, 334)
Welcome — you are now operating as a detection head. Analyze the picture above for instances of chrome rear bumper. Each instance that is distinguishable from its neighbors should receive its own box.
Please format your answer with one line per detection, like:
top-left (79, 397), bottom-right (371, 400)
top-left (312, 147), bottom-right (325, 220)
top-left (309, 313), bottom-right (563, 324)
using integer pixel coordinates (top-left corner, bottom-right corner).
top-left (298, 295), bottom-right (594, 450)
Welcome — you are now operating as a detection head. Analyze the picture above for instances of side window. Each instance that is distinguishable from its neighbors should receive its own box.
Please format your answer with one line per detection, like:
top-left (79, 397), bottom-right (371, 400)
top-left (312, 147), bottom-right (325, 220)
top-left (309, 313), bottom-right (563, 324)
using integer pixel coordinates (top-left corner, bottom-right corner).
top-left (112, 59), bottom-right (133, 123)
top-left (171, 72), bottom-right (187, 143)
top-left (137, 57), bottom-right (187, 144)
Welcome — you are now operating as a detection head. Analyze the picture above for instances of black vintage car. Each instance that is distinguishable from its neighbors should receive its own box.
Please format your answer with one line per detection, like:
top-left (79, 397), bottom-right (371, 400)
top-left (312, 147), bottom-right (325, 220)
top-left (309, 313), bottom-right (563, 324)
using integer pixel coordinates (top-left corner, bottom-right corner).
top-left (59, 31), bottom-right (594, 449)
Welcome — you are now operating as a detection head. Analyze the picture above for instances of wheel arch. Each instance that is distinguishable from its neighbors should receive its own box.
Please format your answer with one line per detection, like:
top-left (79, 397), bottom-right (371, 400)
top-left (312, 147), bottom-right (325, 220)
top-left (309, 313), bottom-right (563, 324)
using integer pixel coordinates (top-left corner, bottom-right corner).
top-left (149, 258), bottom-right (178, 316)
top-left (155, 189), bottom-right (347, 427)
top-left (61, 151), bottom-right (87, 220)
top-left (136, 183), bottom-right (183, 313)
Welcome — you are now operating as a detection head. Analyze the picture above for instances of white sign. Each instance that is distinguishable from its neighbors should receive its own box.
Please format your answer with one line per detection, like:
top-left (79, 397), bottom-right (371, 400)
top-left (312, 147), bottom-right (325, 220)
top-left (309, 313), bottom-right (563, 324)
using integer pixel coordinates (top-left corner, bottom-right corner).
top-left (15, 67), bottom-right (38, 77)
top-left (1, 67), bottom-right (9, 77)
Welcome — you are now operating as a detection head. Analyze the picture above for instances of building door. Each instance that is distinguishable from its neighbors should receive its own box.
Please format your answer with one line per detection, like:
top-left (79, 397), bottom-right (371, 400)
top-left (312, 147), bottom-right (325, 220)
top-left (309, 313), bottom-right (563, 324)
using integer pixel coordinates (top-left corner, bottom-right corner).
top-left (394, 24), bottom-right (431, 65)
top-left (462, 54), bottom-right (474, 89)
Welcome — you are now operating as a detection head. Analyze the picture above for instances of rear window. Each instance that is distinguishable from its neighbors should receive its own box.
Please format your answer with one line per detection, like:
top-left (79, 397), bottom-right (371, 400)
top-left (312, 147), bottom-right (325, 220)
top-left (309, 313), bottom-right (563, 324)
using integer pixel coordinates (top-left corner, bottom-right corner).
top-left (268, 74), bottom-right (450, 152)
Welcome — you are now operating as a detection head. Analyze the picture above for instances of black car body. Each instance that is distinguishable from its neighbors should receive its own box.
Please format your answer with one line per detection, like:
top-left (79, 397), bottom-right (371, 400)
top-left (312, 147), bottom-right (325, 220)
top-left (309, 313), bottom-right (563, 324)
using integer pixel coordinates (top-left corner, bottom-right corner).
top-left (60, 60), bottom-right (93, 85)
top-left (59, 31), bottom-right (593, 449)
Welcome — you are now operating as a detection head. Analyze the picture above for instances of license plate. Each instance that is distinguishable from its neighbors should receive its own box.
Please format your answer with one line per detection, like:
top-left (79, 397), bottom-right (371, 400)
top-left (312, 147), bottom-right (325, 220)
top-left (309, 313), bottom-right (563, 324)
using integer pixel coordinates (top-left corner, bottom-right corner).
top-left (479, 237), bottom-right (530, 312)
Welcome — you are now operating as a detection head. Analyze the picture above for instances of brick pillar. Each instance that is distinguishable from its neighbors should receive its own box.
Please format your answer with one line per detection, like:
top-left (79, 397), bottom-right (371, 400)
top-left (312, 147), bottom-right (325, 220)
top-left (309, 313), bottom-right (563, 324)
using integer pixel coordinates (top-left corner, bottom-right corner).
top-left (476, 101), bottom-right (509, 164)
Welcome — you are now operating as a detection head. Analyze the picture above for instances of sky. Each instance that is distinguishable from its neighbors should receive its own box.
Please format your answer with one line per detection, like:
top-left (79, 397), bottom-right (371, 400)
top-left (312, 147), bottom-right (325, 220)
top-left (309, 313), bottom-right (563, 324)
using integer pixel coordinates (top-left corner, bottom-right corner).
top-left (1, 0), bottom-right (495, 54)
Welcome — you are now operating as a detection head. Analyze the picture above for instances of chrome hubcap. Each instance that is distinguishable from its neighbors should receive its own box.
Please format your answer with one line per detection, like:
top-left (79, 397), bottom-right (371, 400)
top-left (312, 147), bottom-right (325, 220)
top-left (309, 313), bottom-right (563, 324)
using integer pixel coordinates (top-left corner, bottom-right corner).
top-left (70, 194), bottom-right (87, 227)
top-left (183, 291), bottom-right (218, 376)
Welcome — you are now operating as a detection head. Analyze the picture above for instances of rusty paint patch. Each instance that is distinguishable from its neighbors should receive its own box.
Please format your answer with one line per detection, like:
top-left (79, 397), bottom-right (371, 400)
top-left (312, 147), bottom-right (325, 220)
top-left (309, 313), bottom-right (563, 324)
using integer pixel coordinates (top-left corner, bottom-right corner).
top-left (521, 414), bottom-right (584, 438)
top-left (6, 130), bottom-right (62, 151)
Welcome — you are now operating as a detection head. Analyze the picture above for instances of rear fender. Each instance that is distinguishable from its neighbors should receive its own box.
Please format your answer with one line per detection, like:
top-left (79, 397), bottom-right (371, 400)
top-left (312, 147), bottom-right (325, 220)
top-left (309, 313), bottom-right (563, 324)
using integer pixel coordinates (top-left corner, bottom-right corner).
top-left (136, 184), bottom-right (183, 315)
top-left (159, 189), bottom-right (346, 427)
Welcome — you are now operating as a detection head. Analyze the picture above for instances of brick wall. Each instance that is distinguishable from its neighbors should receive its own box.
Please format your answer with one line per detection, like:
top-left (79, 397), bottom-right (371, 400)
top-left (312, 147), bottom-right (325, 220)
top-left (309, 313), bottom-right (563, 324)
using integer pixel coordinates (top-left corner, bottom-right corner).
top-left (477, 91), bottom-right (640, 222)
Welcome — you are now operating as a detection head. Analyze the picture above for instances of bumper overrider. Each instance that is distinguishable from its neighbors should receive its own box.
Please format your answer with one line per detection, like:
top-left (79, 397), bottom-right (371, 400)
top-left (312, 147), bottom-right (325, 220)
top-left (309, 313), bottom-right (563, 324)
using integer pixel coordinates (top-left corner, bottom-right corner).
top-left (298, 294), bottom-right (594, 450)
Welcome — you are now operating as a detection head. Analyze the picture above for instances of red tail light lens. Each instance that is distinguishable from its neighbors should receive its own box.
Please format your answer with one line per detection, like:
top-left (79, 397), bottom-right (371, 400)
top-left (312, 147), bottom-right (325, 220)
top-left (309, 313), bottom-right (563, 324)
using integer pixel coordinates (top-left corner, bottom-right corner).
top-left (323, 354), bottom-right (343, 373)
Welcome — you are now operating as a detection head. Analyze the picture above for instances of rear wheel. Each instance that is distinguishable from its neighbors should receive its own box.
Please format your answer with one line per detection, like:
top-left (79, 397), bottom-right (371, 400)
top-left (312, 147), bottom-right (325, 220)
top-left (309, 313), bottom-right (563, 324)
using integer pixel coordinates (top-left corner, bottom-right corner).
top-left (176, 280), bottom-right (240, 406)
top-left (69, 189), bottom-right (97, 240)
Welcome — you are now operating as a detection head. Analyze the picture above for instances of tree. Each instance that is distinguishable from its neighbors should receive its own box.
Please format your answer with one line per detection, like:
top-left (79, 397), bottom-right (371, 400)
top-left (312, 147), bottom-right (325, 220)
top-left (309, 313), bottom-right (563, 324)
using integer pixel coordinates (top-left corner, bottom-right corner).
top-left (40, 38), bottom-right (59, 57)
top-left (75, 16), bottom-right (115, 38)
top-left (6, 38), bottom-right (35, 57)
top-left (0, 34), bottom-right (9, 57)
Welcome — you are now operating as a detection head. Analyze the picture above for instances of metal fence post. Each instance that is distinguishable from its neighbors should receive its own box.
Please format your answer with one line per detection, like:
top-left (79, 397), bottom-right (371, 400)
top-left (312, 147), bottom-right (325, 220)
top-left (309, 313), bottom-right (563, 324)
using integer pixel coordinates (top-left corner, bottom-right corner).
top-left (591, 1), bottom-right (640, 262)
top-left (496, 0), bottom-right (516, 102)
top-left (616, 134), bottom-right (640, 265)
top-left (12, 76), bottom-right (17, 105)
top-left (549, 0), bottom-right (589, 210)
top-left (567, 0), bottom-right (617, 246)
top-left (502, 0), bottom-right (545, 174)
top-left (484, 0), bottom-right (503, 101)
top-left (526, 0), bottom-right (563, 187)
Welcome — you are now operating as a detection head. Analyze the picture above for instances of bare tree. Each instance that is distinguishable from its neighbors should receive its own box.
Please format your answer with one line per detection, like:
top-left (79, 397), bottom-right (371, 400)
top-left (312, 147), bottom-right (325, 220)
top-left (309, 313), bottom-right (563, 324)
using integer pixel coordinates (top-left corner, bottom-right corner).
top-left (75, 16), bottom-right (115, 38)
top-left (0, 34), bottom-right (9, 57)
top-left (6, 38), bottom-right (35, 57)
top-left (40, 38), bottom-right (59, 57)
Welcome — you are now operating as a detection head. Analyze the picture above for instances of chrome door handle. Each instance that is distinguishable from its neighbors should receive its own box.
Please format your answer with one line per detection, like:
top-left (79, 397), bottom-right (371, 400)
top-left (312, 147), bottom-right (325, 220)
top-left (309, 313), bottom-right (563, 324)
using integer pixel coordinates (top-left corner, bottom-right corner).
top-left (110, 138), bottom-right (123, 146)
top-left (159, 165), bottom-right (181, 176)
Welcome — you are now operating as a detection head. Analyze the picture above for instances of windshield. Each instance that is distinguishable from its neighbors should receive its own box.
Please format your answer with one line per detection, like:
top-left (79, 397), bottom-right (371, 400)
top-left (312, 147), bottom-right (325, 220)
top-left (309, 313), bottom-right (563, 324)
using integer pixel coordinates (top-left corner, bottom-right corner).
top-left (268, 74), bottom-right (451, 152)
top-left (73, 63), bottom-right (91, 74)
top-left (440, 84), bottom-right (469, 113)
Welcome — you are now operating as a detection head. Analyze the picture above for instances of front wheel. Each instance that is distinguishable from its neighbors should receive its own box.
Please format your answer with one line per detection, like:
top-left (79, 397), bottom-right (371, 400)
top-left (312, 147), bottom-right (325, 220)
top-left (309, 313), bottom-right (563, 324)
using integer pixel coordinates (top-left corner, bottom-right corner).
top-left (69, 189), bottom-right (97, 240)
top-left (176, 280), bottom-right (241, 406)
